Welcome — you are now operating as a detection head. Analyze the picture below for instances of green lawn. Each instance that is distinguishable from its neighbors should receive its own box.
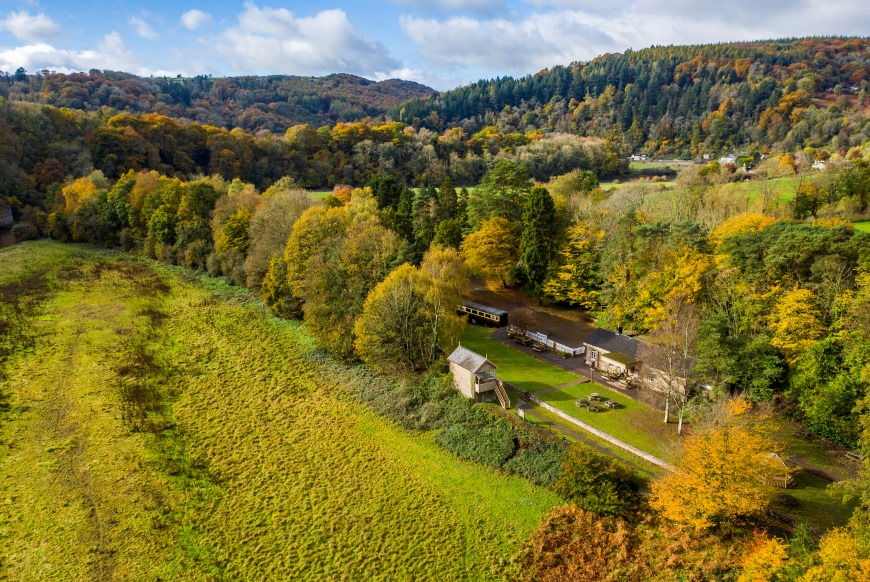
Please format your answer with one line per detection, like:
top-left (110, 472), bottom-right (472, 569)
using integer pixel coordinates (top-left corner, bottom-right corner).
top-left (309, 190), bottom-right (332, 200)
top-left (854, 220), bottom-right (870, 233)
top-left (459, 325), bottom-right (578, 392)
top-left (502, 390), bottom-right (665, 481)
top-left (778, 471), bottom-right (857, 531)
top-left (460, 326), bottom-right (679, 460)
top-left (537, 381), bottom-right (679, 459)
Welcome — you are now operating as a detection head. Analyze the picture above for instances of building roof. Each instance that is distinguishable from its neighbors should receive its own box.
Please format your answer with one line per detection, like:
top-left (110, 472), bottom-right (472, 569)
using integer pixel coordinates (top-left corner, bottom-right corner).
top-left (447, 345), bottom-right (496, 373)
top-left (582, 328), bottom-right (640, 358)
top-left (461, 300), bottom-right (507, 318)
top-left (600, 351), bottom-right (638, 366)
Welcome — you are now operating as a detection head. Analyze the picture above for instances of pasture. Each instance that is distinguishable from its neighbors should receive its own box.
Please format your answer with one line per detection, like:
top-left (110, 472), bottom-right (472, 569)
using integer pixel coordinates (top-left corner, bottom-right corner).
top-left (0, 242), bottom-right (560, 580)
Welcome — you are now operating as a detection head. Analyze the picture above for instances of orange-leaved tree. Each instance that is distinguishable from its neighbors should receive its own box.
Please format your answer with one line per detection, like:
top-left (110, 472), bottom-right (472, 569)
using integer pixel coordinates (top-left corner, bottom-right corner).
top-left (650, 398), bottom-right (786, 530)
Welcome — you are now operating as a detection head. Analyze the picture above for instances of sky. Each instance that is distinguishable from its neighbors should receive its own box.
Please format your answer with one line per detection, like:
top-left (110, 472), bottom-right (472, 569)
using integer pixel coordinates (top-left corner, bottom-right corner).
top-left (0, 1), bottom-right (867, 91)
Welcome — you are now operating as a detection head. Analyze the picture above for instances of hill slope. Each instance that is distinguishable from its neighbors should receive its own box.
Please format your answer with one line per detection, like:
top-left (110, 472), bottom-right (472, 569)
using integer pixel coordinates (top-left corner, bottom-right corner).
top-left (0, 241), bottom-right (558, 580)
top-left (1, 70), bottom-right (433, 131)
top-left (391, 37), bottom-right (869, 157)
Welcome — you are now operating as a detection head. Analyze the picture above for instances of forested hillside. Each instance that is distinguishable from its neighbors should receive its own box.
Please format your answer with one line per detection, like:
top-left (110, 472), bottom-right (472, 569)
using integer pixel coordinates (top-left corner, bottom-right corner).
top-left (392, 37), bottom-right (869, 157)
top-left (0, 70), bottom-right (433, 131)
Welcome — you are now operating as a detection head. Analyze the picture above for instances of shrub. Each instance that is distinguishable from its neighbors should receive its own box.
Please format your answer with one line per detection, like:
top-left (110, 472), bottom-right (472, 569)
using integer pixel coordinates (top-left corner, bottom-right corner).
top-left (553, 443), bottom-right (637, 516)
top-left (436, 421), bottom-right (516, 467)
top-left (503, 434), bottom-right (564, 487)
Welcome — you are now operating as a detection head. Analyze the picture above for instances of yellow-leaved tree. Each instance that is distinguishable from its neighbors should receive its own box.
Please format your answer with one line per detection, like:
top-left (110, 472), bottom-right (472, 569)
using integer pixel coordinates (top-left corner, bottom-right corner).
top-left (460, 217), bottom-right (519, 286)
top-left (355, 247), bottom-right (467, 373)
top-left (737, 533), bottom-right (789, 582)
top-left (709, 213), bottom-right (777, 250)
top-left (541, 221), bottom-right (604, 309)
top-left (769, 287), bottom-right (826, 363)
top-left (650, 398), bottom-right (786, 530)
top-left (803, 528), bottom-right (870, 582)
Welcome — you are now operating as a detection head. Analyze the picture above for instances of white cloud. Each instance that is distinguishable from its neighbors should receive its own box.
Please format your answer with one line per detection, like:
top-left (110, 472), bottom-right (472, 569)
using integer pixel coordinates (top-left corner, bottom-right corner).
top-left (181, 9), bottom-right (212, 30)
top-left (130, 16), bottom-right (158, 40)
top-left (0, 11), bottom-right (60, 41)
top-left (402, 0), bottom-right (870, 81)
top-left (401, 13), bottom-right (615, 74)
top-left (394, 0), bottom-right (502, 11)
top-left (218, 2), bottom-right (398, 76)
top-left (0, 33), bottom-right (182, 77)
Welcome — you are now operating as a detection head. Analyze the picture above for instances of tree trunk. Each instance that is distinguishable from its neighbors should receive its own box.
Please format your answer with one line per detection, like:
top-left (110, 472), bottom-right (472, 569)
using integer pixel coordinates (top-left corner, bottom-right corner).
top-left (664, 397), bottom-right (670, 424)
top-left (677, 408), bottom-right (684, 435)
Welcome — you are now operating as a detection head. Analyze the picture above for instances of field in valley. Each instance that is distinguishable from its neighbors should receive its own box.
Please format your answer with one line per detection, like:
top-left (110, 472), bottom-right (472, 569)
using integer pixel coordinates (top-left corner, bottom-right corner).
top-left (0, 242), bottom-right (560, 580)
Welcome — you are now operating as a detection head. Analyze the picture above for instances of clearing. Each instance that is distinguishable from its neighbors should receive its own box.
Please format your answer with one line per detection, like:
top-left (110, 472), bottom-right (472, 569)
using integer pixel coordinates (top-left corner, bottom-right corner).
top-left (0, 241), bottom-right (560, 580)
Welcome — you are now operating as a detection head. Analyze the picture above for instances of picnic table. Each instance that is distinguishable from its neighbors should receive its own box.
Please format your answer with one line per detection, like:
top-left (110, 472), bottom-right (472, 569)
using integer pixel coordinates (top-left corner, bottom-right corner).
top-left (604, 400), bottom-right (619, 409)
top-left (589, 393), bottom-right (601, 401)
top-left (575, 398), bottom-right (589, 408)
top-left (588, 404), bottom-right (602, 412)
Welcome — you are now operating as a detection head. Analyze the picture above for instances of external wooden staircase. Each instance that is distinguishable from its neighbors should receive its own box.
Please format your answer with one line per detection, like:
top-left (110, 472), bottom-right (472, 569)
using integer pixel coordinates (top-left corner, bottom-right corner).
top-left (493, 379), bottom-right (511, 410)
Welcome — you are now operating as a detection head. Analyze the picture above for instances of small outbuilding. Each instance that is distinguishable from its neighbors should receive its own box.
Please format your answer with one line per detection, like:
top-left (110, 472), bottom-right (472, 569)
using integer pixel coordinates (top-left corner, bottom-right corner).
top-left (447, 345), bottom-right (498, 401)
top-left (764, 453), bottom-right (798, 489)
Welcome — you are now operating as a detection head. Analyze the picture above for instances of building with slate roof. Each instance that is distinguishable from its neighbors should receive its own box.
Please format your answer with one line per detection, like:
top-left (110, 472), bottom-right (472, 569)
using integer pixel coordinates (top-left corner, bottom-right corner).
top-left (447, 345), bottom-right (498, 401)
top-left (582, 327), bottom-right (641, 377)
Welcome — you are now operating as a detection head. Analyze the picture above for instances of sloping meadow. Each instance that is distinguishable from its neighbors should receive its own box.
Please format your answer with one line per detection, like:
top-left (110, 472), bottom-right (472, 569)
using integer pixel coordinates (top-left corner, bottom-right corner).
top-left (0, 242), bottom-right (559, 580)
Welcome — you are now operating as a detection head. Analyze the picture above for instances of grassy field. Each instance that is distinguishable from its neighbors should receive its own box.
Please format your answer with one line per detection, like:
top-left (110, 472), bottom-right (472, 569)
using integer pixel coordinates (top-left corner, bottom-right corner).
top-left (0, 242), bottom-right (560, 580)
top-left (721, 174), bottom-right (803, 205)
top-left (459, 325), bottom-right (578, 392)
top-left (854, 220), bottom-right (870, 233)
top-left (309, 190), bottom-right (332, 200)
top-left (536, 381), bottom-right (678, 459)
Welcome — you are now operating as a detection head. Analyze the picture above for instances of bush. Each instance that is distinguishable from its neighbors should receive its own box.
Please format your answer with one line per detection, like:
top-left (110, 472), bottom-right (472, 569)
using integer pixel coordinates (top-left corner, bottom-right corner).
top-left (553, 443), bottom-right (637, 516)
top-left (503, 433), bottom-right (564, 487)
top-left (436, 421), bottom-right (516, 467)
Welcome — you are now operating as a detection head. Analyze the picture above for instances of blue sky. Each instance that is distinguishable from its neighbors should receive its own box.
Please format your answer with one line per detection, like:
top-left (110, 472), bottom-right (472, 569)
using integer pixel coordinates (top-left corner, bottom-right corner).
top-left (0, 1), bottom-right (867, 90)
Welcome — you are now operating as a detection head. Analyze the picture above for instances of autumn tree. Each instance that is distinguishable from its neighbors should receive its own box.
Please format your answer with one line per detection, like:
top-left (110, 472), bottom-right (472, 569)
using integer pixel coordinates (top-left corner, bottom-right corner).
top-left (281, 205), bottom-right (349, 300)
top-left (354, 247), bottom-right (467, 373)
top-left (638, 296), bottom-right (699, 434)
top-left (736, 533), bottom-right (789, 582)
top-left (243, 188), bottom-right (312, 289)
top-left (300, 217), bottom-right (400, 359)
top-left (650, 398), bottom-right (785, 530)
top-left (769, 287), bottom-right (826, 362)
top-left (460, 217), bottom-right (519, 286)
top-left (542, 221), bottom-right (604, 308)
top-left (520, 186), bottom-right (556, 294)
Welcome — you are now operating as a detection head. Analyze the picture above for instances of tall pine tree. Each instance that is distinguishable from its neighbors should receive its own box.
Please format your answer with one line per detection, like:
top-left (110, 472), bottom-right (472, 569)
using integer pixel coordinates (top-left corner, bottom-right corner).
top-left (521, 186), bottom-right (556, 295)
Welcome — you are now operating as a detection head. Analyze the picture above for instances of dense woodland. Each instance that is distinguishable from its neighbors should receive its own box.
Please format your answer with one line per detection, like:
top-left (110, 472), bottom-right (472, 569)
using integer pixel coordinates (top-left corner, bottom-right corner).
top-left (0, 70), bottom-right (432, 131)
top-left (3, 36), bottom-right (870, 580)
top-left (393, 37), bottom-right (869, 158)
